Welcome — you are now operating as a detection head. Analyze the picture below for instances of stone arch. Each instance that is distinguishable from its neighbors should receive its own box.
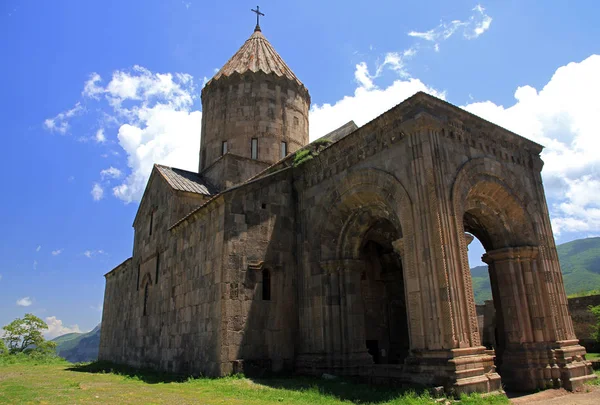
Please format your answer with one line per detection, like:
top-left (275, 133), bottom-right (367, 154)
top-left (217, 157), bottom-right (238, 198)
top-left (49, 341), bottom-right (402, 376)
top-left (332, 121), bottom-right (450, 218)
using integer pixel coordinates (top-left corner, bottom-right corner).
top-left (315, 168), bottom-right (415, 263)
top-left (309, 168), bottom-right (424, 361)
top-left (451, 157), bottom-right (538, 248)
top-left (450, 157), bottom-right (549, 389)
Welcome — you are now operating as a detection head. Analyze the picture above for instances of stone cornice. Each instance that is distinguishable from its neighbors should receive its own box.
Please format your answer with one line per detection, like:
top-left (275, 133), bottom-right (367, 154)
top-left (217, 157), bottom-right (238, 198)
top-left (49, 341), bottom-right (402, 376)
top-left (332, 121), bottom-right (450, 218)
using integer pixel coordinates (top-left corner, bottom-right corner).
top-left (201, 70), bottom-right (310, 103)
top-left (482, 246), bottom-right (539, 264)
top-left (295, 93), bottom-right (544, 193)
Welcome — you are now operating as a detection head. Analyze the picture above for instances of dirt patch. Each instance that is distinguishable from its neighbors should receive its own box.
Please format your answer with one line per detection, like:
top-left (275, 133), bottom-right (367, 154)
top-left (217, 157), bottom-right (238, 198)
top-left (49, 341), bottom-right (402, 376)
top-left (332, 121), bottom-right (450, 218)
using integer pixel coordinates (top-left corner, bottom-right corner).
top-left (510, 386), bottom-right (600, 404)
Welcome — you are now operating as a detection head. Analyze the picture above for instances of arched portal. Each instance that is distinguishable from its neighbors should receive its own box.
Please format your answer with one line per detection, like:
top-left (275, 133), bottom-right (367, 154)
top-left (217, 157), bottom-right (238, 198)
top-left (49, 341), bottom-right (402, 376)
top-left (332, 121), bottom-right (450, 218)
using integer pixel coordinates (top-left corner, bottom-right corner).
top-left (306, 168), bottom-right (419, 374)
top-left (450, 158), bottom-right (592, 391)
top-left (460, 181), bottom-right (536, 372)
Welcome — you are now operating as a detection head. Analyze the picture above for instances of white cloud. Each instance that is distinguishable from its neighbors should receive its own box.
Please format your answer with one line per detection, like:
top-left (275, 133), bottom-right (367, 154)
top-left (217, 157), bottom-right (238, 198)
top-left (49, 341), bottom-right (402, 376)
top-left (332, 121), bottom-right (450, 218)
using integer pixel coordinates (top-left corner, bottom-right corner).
top-left (83, 72), bottom-right (104, 99)
top-left (95, 128), bottom-right (106, 143)
top-left (90, 304), bottom-right (103, 312)
top-left (83, 249), bottom-right (105, 258)
top-left (408, 4), bottom-right (492, 50)
top-left (461, 55), bottom-right (600, 238)
top-left (43, 103), bottom-right (84, 134)
top-left (354, 62), bottom-right (375, 90)
top-left (100, 166), bottom-right (122, 179)
top-left (0, 274), bottom-right (3, 282)
top-left (44, 316), bottom-right (82, 339)
top-left (51, 249), bottom-right (63, 256)
top-left (468, 5), bottom-right (493, 38)
top-left (99, 67), bottom-right (201, 203)
top-left (16, 297), bottom-right (32, 307)
top-left (91, 183), bottom-right (104, 201)
top-left (36, 245), bottom-right (41, 252)
top-left (33, 260), bottom-right (37, 270)
top-left (310, 65), bottom-right (444, 139)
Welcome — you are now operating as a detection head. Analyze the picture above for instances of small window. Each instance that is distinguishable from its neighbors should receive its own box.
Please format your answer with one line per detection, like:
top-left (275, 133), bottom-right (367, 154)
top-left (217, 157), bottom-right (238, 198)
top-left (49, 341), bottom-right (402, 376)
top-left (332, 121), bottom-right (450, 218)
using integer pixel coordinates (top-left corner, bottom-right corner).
top-left (262, 269), bottom-right (271, 301)
top-left (149, 211), bottom-right (154, 236)
top-left (222, 141), bottom-right (228, 156)
top-left (251, 138), bottom-right (258, 160)
top-left (143, 283), bottom-right (149, 316)
top-left (155, 253), bottom-right (160, 283)
top-left (281, 141), bottom-right (287, 159)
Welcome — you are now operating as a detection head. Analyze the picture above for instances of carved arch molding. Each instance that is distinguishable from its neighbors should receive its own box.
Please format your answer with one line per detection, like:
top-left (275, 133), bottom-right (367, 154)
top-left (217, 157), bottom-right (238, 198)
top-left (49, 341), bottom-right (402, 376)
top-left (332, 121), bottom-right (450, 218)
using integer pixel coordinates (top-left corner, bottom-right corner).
top-left (313, 168), bottom-right (425, 349)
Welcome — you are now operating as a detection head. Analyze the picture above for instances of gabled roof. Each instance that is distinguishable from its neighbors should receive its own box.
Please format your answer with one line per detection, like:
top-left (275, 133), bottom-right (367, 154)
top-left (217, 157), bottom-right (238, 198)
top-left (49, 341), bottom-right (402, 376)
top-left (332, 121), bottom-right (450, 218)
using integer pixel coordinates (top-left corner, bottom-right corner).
top-left (206, 28), bottom-right (303, 88)
top-left (155, 164), bottom-right (218, 196)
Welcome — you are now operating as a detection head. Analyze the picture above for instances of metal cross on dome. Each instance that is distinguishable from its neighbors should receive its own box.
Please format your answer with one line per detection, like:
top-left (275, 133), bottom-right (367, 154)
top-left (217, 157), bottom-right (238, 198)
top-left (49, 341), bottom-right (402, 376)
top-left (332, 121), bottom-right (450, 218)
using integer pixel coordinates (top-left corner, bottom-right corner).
top-left (251, 6), bottom-right (265, 31)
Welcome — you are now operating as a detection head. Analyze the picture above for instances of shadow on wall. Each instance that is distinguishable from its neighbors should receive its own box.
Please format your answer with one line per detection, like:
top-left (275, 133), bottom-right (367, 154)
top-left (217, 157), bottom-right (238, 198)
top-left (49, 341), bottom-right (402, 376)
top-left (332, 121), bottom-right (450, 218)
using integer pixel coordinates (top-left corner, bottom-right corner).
top-left (223, 173), bottom-right (298, 376)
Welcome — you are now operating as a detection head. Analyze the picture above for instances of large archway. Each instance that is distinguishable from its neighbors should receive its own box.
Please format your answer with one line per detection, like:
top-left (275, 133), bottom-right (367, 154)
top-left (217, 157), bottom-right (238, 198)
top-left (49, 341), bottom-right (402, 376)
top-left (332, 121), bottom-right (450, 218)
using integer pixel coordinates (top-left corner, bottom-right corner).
top-left (452, 159), bottom-right (551, 391)
top-left (461, 185), bottom-right (535, 375)
top-left (305, 168), bottom-right (419, 374)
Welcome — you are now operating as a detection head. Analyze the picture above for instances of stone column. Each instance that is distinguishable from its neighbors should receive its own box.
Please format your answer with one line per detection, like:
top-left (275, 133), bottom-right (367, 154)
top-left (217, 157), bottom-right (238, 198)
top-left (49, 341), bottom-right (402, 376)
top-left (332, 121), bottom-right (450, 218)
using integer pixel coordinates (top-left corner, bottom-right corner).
top-left (395, 125), bottom-right (501, 394)
top-left (483, 246), bottom-right (595, 391)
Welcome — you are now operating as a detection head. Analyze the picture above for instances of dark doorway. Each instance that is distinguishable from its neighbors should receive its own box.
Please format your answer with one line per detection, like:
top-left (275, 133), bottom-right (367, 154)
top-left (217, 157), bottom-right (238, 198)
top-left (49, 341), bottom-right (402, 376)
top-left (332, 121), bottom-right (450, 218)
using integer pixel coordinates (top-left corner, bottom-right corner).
top-left (366, 340), bottom-right (379, 364)
top-left (360, 219), bottom-right (410, 365)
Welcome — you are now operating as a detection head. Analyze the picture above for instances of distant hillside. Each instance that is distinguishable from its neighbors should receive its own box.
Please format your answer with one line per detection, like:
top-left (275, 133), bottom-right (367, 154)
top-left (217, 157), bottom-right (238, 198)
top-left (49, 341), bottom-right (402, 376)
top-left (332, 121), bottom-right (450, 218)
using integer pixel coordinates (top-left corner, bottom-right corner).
top-left (471, 237), bottom-right (600, 304)
top-left (52, 324), bottom-right (101, 362)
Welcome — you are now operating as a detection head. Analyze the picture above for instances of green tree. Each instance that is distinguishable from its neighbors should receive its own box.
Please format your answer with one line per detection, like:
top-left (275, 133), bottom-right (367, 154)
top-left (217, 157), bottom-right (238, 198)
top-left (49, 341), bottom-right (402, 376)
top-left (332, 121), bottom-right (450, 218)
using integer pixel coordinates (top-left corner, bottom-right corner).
top-left (2, 313), bottom-right (56, 354)
top-left (591, 305), bottom-right (600, 342)
top-left (0, 337), bottom-right (7, 355)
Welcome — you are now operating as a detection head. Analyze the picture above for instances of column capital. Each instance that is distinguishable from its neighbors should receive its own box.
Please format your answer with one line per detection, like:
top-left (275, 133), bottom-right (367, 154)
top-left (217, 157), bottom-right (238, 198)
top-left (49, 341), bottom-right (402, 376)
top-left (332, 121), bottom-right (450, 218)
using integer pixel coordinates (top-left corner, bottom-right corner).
top-left (482, 246), bottom-right (539, 264)
top-left (320, 259), bottom-right (365, 274)
top-left (464, 233), bottom-right (474, 247)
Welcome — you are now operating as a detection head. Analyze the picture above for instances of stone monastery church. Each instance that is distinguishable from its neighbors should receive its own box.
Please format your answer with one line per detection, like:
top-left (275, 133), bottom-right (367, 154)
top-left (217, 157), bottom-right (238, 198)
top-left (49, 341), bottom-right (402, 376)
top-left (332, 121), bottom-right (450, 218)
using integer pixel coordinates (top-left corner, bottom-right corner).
top-left (99, 19), bottom-right (595, 394)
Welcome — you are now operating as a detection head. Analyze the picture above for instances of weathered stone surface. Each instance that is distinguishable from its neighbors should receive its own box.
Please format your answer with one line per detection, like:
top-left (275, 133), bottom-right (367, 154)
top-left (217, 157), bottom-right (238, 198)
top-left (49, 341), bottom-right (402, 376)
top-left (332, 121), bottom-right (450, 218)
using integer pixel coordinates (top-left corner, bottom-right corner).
top-left (99, 28), bottom-right (595, 394)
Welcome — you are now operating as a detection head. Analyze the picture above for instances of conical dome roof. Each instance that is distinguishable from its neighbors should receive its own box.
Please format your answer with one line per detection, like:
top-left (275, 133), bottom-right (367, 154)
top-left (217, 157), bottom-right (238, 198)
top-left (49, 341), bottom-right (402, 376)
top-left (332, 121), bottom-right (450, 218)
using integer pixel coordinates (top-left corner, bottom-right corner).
top-left (207, 28), bottom-right (304, 88)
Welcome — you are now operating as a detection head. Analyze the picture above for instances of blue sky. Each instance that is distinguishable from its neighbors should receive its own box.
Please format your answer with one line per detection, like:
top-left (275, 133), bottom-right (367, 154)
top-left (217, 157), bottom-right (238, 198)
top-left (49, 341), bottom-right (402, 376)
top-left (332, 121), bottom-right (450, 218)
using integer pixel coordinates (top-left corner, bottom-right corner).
top-left (1, 0), bottom-right (599, 336)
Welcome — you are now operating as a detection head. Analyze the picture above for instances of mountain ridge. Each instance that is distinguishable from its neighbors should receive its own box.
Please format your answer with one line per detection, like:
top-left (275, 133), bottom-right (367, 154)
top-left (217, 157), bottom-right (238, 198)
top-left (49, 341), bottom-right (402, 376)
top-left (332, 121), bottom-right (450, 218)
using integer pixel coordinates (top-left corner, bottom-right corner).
top-left (471, 237), bottom-right (600, 304)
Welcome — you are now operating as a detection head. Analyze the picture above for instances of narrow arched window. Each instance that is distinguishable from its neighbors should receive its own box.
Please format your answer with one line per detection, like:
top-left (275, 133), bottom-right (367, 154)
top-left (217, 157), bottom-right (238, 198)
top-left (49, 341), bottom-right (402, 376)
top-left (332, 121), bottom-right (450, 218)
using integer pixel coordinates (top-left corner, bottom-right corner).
top-left (143, 283), bottom-right (149, 316)
top-left (262, 269), bottom-right (271, 301)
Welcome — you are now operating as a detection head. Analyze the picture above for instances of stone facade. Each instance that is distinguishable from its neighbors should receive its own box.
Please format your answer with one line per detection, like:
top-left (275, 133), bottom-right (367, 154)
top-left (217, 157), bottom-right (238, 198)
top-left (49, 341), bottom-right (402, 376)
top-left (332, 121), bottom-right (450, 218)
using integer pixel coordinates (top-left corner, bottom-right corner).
top-left (99, 26), bottom-right (596, 394)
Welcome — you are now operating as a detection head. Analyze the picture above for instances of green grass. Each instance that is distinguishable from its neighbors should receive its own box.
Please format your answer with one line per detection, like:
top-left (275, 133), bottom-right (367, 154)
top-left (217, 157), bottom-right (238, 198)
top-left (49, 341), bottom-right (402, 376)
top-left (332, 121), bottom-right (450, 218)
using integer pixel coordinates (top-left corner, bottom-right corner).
top-left (568, 289), bottom-right (600, 298)
top-left (0, 352), bottom-right (69, 366)
top-left (586, 352), bottom-right (600, 360)
top-left (586, 370), bottom-right (600, 386)
top-left (0, 361), bottom-right (509, 405)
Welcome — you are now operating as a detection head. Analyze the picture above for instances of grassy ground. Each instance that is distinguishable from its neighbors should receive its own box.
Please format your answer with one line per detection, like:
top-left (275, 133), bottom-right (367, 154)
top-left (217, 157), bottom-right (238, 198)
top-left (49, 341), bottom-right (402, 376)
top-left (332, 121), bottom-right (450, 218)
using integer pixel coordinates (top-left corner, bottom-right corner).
top-left (0, 360), bottom-right (510, 405)
top-left (586, 352), bottom-right (599, 360)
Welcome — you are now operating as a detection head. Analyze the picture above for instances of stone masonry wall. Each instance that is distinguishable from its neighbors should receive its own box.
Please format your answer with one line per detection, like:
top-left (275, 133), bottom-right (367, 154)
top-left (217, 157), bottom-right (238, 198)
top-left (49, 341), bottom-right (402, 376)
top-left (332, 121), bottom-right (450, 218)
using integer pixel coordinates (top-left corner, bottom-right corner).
top-left (569, 294), bottom-right (600, 352)
top-left (199, 72), bottom-right (309, 172)
top-left (202, 153), bottom-right (270, 191)
top-left (99, 170), bottom-right (225, 376)
top-left (219, 168), bottom-right (298, 374)
top-left (99, 258), bottom-right (132, 360)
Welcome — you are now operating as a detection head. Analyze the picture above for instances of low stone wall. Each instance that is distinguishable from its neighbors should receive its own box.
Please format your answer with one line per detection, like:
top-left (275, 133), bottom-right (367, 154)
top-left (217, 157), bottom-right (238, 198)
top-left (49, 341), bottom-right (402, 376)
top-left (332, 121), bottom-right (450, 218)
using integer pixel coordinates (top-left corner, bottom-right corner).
top-left (476, 294), bottom-right (600, 353)
top-left (569, 294), bottom-right (600, 353)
